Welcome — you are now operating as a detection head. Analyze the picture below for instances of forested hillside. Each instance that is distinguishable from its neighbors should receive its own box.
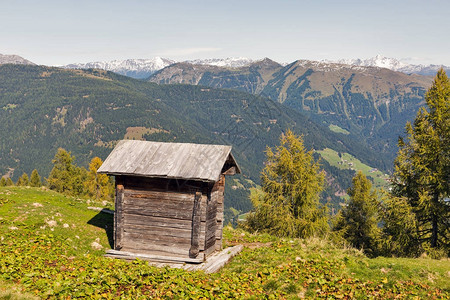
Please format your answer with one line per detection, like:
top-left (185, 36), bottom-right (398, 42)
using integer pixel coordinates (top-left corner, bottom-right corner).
top-left (0, 64), bottom-right (388, 216)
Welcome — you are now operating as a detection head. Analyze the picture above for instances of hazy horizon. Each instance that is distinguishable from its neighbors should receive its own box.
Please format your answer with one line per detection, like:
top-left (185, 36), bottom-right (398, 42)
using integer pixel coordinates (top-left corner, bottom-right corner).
top-left (1, 0), bottom-right (449, 66)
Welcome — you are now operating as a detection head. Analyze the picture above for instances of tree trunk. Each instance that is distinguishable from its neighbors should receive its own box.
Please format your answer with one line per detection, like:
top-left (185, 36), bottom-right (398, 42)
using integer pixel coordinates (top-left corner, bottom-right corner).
top-left (430, 193), bottom-right (439, 248)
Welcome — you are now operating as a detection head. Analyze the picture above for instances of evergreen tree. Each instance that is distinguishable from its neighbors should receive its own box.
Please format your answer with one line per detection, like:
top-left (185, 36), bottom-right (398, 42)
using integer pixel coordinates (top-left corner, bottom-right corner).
top-left (392, 68), bottom-right (450, 252)
top-left (30, 169), bottom-right (42, 187)
top-left (334, 171), bottom-right (381, 256)
top-left (19, 173), bottom-right (29, 186)
top-left (245, 130), bottom-right (328, 238)
top-left (0, 177), bottom-right (6, 187)
top-left (6, 177), bottom-right (14, 186)
top-left (84, 157), bottom-right (114, 201)
top-left (379, 193), bottom-right (419, 257)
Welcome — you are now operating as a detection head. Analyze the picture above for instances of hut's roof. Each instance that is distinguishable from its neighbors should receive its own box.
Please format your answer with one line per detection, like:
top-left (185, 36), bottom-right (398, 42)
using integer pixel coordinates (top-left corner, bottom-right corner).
top-left (97, 140), bottom-right (240, 182)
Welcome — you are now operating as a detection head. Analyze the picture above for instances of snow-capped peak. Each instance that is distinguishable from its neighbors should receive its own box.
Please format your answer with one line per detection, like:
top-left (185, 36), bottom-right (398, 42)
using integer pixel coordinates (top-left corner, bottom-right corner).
top-left (331, 55), bottom-right (408, 71)
top-left (326, 55), bottom-right (449, 76)
top-left (185, 57), bottom-right (255, 68)
top-left (64, 57), bottom-right (176, 79)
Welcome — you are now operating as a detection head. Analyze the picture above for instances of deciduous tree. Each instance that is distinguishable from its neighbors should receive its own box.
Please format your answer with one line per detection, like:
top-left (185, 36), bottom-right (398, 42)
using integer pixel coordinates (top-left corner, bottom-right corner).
top-left (245, 130), bottom-right (328, 238)
top-left (47, 148), bottom-right (84, 195)
top-left (5, 177), bottom-right (14, 186)
top-left (379, 193), bottom-right (419, 256)
top-left (84, 157), bottom-right (114, 201)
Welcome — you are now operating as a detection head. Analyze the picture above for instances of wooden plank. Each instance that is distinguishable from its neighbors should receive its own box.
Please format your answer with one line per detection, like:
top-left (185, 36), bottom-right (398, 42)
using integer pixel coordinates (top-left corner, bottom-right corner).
top-left (205, 234), bottom-right (216, 248)
top-left (124, 189), bottom-right (196, 202)
top-left (215, 226), bottom-right (223, 240)
top-left (123, 224), bottom-right (193, 239)
top-left (202, 245), bottom-right (243, 273)
top-left (122, 232), bottom-right (205, 251)
top-left (114, 180), bottom-right (124, 250)
top-left (189, 192), bottom-right (202, 258)
top-left (123, 207), bottom-right (194, 220)
top-left (123, 197), bottom-right (194, 211)
top-left (106, 249), bottom-right (204, 264)
top-left (215, 241), bottom-right (222, 251)
top-left (122, 213), bottom-right (193, 230)
top-left (204, 243), bottom-right (216, 258)
top-left (122, 239), bottom-right (190, 256)
top-left (222, 166), bottom-right (236, 175)
top-left (105, 246), bottom-right (244, 273)
top-left (123, 231), bottom-right (199, 247)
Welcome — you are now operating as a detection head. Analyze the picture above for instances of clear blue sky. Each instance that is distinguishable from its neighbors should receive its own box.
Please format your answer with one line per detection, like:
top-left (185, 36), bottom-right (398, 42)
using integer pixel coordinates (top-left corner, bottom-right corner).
top-left (1, 0), bottom-right (449, 66)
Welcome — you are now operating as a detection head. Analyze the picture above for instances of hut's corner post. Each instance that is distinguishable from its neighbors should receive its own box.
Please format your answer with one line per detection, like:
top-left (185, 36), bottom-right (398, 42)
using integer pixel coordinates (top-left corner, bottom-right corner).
top-left (189, 191), bottom-right (202, 258)
top-left (216, 174), bottom-right (225, 251)
top-left (114, 176), bottom-right (124, 250)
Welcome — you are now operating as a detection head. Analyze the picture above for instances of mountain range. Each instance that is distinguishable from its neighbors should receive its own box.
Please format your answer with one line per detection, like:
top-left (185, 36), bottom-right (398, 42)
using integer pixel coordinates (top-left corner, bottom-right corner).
top-left (330, 54), bottom-right (450, 76)
top-left (2, 53), bottom-right (448, 77)
top-left (0, 64), bottom-right (390, 220)
top-left (2, 52), bottom-right (443, 162)
top-left (1, 53), bottom-right (446, 213)
top-left (61, 55), bottom-right (449, 79)
top-left (64, 57), bottom-right (176, 79)
top-left (148, 58), bottom-right (434, 162)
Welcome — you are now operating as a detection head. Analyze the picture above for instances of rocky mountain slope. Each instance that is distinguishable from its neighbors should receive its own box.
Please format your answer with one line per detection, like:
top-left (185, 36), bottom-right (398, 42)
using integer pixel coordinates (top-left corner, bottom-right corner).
top-left (148, 59), bottom-right (434, 162)
top-left (150, 58), bottom-right (282, 94)
top-left (0, 54), bottom-right (35, 65)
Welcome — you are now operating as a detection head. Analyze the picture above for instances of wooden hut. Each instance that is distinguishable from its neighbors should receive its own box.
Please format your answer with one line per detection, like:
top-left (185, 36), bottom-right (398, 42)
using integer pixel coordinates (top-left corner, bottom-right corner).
top-left (97, 140), bottom-right (240, 263)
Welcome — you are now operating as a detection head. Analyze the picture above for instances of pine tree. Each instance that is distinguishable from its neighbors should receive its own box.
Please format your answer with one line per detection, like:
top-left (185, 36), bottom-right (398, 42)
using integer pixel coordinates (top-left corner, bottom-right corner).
top-left (30, 169), bottom-right (42, 187)
top-left (0, 177), bottom-right (6, 187)
top-left (84, 157), bottom-right (114, 201)
top-left (245, 130), bottom-right (328, 238)
top-left (16, 175), bottom-right (23, 186)
top-left (392, 68), bottom-right (450, 251)
top-left (20, 173), bottom-right (29, 186)
top-left (334, 171), bottom-right (381, 256)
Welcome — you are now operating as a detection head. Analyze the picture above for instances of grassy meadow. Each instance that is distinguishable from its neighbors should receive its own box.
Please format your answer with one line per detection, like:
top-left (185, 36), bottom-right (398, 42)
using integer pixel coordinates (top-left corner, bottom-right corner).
top-left (317, 148), bottom-right (390, 190)
top-left (0, 186), bottom-right (449, 299)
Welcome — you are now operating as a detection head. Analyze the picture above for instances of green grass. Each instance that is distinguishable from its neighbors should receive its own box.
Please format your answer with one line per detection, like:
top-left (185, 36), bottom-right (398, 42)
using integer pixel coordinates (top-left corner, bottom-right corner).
top-left (1, 187), bottom-right (449, 299)
top-left (0, 186), bottom-right (113, 256)
top-left (0, 279), bottom-right (38, 300)
top-left (328, 124), bottom-right (350, 135)
top-left (317, 148), bottom-right (390, 189)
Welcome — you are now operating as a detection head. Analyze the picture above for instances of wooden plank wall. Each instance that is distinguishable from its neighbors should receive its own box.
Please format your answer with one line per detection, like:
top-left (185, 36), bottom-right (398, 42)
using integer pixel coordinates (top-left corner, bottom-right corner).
top-left (117, 176), bottom-right (208, 259)
top-left (205, 174), bottom-right (225, 257)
